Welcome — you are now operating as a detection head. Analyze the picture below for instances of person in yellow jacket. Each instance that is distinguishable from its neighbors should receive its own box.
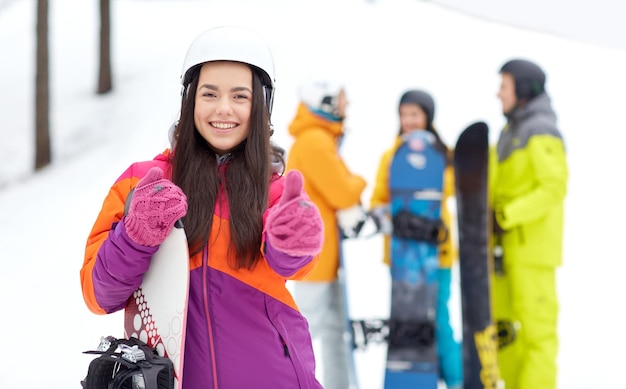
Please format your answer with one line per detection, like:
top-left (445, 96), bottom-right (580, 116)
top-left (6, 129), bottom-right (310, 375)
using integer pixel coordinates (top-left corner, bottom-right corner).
top-left (286, 79), bottom-right (367, 389)
top-left (369, 90), bottom-right (463, 389)
top-left (491, 58), bottom-right (568, 389)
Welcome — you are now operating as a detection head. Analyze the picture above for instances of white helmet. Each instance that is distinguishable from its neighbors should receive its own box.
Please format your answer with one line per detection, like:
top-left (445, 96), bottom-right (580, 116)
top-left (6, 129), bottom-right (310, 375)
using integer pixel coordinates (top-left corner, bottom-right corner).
top-left (298, 79), bottom-right (344, 116)
top-left (181, 26), bottom-right (276, 115)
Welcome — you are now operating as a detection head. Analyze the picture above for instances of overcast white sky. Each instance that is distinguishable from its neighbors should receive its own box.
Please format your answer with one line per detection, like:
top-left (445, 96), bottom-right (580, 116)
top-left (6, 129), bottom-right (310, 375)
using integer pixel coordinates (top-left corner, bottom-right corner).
top-left (433, 0), bottom-right (626, 52)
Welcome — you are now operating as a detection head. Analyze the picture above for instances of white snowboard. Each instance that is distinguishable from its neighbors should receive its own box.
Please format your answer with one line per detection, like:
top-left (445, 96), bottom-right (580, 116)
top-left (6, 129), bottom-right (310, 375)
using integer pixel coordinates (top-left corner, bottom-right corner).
top-left (124, 223), bottom-right (189, 388)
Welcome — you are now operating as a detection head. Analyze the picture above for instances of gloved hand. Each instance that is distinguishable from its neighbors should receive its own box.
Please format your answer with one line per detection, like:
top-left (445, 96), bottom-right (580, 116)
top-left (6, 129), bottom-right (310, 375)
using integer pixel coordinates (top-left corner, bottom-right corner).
top-left (492, 210), bottom-right (505, 234)
top-left (369, 205), bottom-right (392, 235)
top-left (124, 167), bottom-right (188, 247)
top-left (266, 170), bottom-right (324, 257)
top-left (337, 204), bottom-right (368, 238)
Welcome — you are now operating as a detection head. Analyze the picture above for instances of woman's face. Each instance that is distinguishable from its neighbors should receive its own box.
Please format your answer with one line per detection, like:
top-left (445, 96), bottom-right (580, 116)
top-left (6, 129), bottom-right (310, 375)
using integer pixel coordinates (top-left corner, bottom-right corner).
top-left (399, 103), bottom-right (428, 134)
top-left (194, 61), bottom-right (253, 155)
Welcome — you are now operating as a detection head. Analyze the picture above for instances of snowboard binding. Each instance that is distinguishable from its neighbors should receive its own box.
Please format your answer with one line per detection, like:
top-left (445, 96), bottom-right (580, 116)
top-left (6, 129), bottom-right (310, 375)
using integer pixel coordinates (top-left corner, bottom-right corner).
top-left (392, 210), bottom-right (448, 244)
top-left (81, 336), bottom-right (175, 389)
top-left (350, 318), bottom-right (390, 350)
top-left (387, 319), bottom-right (436, 349)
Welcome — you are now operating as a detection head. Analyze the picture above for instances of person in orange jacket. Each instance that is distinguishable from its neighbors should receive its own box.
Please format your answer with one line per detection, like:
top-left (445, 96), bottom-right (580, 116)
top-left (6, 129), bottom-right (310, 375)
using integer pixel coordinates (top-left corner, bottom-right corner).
top-left (286, 79), bottom-right (367, 389)
top-left (369, 89), bottom-right (463, 389)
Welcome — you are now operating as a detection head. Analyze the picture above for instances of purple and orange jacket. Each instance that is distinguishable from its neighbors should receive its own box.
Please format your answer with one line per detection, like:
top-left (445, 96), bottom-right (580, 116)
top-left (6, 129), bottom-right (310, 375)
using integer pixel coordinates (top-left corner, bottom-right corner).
top-left (80, 150), bottom-right (323, 389)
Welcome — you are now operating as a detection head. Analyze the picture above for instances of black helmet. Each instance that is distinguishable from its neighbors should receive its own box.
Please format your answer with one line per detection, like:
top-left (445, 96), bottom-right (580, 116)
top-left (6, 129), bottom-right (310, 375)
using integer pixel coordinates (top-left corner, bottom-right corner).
top-left (499, 59), bottom-right (546, 100)
top-left (399, 89), bottom-right (435, 130)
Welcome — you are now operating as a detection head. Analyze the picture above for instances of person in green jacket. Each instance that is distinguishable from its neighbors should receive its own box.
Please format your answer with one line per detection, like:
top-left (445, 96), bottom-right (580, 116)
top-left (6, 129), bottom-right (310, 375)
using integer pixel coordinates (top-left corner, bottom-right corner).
top-left (491, 58), bottom-right (568, 389)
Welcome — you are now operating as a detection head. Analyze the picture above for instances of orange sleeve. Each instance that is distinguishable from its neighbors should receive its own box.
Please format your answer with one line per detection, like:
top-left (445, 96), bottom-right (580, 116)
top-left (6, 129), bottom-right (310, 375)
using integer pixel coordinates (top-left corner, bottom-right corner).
top-left (80, 175), bottom-right (138, 314)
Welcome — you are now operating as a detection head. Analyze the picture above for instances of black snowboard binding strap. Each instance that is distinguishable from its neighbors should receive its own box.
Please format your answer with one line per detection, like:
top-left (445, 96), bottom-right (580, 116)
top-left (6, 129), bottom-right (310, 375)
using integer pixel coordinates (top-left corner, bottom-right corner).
top-left (81, 336), bottom-right (175, 389)
top-left (392, 210), bottom-right (448, 244)
top-left (387, 320), bottom-right (436, 349)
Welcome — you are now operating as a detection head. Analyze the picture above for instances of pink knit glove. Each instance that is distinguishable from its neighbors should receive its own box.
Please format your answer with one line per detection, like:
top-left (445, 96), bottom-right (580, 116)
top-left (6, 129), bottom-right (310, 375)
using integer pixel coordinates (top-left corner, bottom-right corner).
top-left (124, 167), bottom-right (188, 247)
top-left (266, 170), bottom-right (324, 257)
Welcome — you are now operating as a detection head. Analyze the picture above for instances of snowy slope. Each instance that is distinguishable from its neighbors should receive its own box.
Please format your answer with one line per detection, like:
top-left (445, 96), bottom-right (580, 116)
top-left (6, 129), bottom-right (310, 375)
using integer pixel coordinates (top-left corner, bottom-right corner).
top-left (1, 0), bottom-right (626, 388)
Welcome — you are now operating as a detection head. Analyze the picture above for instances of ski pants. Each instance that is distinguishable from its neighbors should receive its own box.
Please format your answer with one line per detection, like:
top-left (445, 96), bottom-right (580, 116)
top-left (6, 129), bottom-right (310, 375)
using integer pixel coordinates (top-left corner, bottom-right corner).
top-left (493, 264), bottom-right (559, 389)
top-left (437, 268), bottom-right (463, 388)
top-left (294, 280), bottom-right (350, 389)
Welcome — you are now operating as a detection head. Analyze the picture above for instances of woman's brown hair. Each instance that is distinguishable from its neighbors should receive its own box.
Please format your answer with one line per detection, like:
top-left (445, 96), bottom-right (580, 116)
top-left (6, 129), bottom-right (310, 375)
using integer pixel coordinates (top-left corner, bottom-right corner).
top-left (171, 63), bottom-right (284, 270)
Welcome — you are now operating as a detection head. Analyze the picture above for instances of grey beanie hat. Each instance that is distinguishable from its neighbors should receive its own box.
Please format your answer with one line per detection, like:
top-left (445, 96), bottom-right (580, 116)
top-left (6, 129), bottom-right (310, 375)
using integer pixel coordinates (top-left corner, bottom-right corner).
top-left (500, 58), bottom-right (546, 100)
top-left (399, 90), bottom-right (435, 129)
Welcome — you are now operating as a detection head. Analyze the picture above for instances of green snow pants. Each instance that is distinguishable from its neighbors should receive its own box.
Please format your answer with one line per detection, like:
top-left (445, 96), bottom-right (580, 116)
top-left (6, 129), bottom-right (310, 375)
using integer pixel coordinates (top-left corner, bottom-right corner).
top-left (493, 265), bottom-right (559, 389)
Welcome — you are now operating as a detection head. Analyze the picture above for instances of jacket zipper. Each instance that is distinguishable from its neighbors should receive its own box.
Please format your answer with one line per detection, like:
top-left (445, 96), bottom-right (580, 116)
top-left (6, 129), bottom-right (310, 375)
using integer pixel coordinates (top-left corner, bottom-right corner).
top-left (202, 246), bottom-right (219, 388)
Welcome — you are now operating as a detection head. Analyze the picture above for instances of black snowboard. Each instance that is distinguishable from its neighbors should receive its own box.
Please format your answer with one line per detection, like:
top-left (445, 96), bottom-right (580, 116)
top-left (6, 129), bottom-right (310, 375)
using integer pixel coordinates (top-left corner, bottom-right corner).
top-left (454, 122), bottom-right (500, 389)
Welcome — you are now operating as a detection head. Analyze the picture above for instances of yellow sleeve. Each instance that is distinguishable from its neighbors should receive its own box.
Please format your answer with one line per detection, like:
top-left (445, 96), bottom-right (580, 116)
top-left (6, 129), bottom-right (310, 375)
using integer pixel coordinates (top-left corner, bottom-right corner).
top-left (369, 148), bottom-right (394, 209)
top-left (369, 147), bottom-right (396, 266)
top-left (438, 165), bottom-right (457, 269)
top-left (488, 144), bottom-right (498, 207)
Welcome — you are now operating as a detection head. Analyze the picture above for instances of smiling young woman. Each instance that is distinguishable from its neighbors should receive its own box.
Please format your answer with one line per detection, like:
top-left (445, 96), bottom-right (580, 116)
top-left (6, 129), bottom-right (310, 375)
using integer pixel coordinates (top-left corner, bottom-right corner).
top-left (80, 26), bottom-right (324, 389)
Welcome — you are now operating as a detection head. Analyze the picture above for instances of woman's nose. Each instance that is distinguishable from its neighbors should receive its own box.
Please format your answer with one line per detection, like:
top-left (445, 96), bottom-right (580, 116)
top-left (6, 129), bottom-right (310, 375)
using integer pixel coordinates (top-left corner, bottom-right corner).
top-left (215, 98), bottom-right (233, 115)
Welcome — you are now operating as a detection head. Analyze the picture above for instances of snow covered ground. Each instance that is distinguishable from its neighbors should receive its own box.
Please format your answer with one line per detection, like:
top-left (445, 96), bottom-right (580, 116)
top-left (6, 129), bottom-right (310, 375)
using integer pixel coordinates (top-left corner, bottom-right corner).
top-left (1, 0), bottom-right (625, 388)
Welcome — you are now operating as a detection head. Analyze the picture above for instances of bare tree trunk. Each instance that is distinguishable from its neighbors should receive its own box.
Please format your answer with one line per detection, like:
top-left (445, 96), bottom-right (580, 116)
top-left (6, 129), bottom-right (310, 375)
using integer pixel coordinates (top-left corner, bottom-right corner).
top-left (35, 0), bottom-right (50, 170)
top-left (97, 0), bottom-right (112, 94)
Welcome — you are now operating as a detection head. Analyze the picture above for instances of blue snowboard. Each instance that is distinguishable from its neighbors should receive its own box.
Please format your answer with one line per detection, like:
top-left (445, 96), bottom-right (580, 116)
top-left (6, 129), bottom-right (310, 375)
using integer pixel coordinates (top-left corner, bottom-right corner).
top-left (384, 131), bottom-right (446, 388)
